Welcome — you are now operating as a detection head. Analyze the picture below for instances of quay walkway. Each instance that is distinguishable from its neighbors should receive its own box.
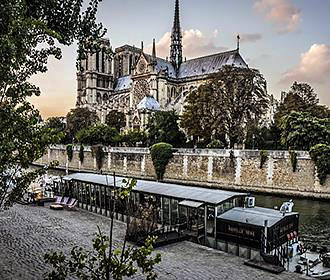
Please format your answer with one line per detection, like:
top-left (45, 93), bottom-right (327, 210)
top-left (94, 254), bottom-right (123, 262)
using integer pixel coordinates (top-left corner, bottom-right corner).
top-left (0, 204), bottom-right (308, 280)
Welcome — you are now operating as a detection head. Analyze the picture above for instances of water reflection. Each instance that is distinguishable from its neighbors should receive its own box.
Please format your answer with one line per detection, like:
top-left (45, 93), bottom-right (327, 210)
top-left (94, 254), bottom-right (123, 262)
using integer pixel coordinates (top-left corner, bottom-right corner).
top-left (255, 194), bottom-right (330, 248)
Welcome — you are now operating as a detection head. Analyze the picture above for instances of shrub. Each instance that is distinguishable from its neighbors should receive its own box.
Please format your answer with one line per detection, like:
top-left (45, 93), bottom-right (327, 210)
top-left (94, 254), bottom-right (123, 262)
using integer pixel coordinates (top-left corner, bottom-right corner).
top-left (150, 143), bottom-right (173, 181)
top-left (310, 144), bottom-right (330, 185)
top-left (66, 144), bottom-right (73, 162)
top-left (206, 139), bottom-right (225, 149)
top-left (121, 130), bottom-right (147, 147)
top-left (259, 150), bottom-right (269, 169)
top-left (79, 145), bottom-right (84, 163)
top-left (229, 150), bottom-right (235, 168)
top-left (91, 144), bottom-right (104, 170)
top-left (289, 150), bottom-right (298, 172)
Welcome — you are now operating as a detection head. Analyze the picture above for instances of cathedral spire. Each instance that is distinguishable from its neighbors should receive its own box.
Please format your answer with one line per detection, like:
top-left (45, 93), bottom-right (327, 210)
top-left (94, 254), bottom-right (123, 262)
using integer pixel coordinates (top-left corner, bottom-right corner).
top-left (170, 0), bottom-right (183, 74)
top-left (152, 38), bottom-right (156, 59)
top-left (237, 34), bottom-right (240, 51)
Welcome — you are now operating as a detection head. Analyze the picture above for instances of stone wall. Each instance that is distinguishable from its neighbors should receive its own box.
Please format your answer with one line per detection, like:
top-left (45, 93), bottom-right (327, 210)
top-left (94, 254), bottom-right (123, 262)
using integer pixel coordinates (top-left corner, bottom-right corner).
top-left (34, 145), bottom-right (330, 199)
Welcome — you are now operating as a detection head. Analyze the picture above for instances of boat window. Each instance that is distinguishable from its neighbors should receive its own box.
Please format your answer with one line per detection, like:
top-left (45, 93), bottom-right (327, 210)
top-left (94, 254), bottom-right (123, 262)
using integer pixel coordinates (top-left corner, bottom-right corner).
top-left (171, 199), bottom-right (179, 225)
top-left (206, 206), bottom-right (215, 237)
top-left (163, 197), bottom-right (170, 225)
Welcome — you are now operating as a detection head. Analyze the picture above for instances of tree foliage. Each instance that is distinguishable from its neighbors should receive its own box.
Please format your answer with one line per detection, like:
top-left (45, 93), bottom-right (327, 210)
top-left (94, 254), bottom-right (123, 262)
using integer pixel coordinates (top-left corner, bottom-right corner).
top-left (244, 122), bottom-right (284, 150)
top-left (150, 143), bottom-right (173, 181)
top-left (310, 144), bottom-right (330, 185)
top-left (181, 66), bottom-right (269, 148)
top-left (147, 110), bottom-right (186, 148)
top-left (0, 104), bottom-right (60, 209)
top-left (0, 0), bottom-right (105, 209)
top-left (280, 112), bottom-right (330, 150)
top-left (66, 107), bottom-right (99, 142)
top-left (45, 116), bottom-right (70, 144)
top-left (121, 130), bottom-right (147, 147)
top-left (105, 110), bottom-right (126, 132)
top-left (206, 139), bottom-right (225, 149)
top-left (44, 179), bottom-right (161, 280)
top-left (45, 117), bottom-right (66, 133)
top-left (275, 82), bottom-right (330, 123)
top-left (76, 124), bottom-right (119, 146)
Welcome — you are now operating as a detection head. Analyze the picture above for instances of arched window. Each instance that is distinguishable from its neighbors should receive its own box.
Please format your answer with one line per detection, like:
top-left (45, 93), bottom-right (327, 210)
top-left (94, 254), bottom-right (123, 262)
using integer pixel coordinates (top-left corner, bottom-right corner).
top-left (171, 87), bottom-right (176, 98)
top-left (103, 93), bottom-right (108, 103)
top-left (96, 92), bottom-right (102, 104)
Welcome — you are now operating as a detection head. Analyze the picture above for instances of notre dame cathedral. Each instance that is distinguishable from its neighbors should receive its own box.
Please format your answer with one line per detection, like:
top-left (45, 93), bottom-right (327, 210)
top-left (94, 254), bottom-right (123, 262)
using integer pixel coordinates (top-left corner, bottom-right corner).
top-left (76, 0), bottom-right (248, 130)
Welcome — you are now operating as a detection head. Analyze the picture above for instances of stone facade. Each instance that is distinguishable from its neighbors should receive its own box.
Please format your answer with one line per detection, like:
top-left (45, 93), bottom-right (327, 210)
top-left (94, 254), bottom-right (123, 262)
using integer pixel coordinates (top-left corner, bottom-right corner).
top-left (75, 0), bottom-right (252, 130)
top-left (35, 146), bottom-right (330, 199)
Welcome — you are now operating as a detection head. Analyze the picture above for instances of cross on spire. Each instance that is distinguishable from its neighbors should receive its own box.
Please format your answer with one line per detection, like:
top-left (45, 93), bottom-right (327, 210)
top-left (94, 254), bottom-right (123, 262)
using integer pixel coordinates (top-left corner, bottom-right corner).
top-left (237, 34), bottom-right (240, 51)
top-left (170, 0), bottom-right (183, 74)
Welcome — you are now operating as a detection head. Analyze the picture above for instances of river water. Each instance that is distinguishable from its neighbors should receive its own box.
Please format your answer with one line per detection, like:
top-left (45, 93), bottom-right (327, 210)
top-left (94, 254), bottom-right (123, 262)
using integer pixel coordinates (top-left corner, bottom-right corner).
top-left (43, 168), bottom-right (330, 248)
top-left (255, 194), bottom-right (330, 248)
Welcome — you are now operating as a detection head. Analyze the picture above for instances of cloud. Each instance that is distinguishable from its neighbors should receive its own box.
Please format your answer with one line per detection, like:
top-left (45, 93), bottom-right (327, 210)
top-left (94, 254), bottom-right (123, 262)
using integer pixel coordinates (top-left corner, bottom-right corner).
top-left (280, 44), bottom-right (330, 84)
top-left (146, 29), bottom-right (227, 59)
top-left (240, 33), bottom-right (263, 43)
top-left (254, 0), bottom-right (301, 33)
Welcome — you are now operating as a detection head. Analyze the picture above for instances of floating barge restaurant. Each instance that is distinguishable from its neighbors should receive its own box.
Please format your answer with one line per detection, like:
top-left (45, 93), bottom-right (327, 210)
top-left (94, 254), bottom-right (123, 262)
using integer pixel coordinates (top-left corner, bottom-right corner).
top-left (54, 173), bottom-right (299, 266)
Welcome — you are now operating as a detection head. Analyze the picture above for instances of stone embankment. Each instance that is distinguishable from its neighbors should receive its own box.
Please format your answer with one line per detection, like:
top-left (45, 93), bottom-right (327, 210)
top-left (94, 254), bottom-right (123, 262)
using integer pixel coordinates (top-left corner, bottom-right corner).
top-left (0, 204), bottom-right (309, 280)
top-left (34, 145), bottom-right (330, 199)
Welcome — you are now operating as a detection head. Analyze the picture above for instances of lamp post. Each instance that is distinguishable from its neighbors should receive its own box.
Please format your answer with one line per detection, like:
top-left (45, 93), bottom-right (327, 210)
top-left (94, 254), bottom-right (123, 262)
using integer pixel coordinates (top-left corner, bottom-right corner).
top-left (252, 134), bottom-right (255, 150)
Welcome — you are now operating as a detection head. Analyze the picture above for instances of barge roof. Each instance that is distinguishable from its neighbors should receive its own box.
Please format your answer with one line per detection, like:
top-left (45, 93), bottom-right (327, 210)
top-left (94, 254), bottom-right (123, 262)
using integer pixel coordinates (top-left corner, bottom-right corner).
top-left (64, 173), bottom-right (247, 206)
top-left (218, 207), bottom-right (299, 227)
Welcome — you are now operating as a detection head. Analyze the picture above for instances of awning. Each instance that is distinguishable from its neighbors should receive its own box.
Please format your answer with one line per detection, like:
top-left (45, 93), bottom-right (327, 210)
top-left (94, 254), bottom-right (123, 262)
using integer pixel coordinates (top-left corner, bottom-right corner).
top-left (179, 200), bottom-right (204, 208)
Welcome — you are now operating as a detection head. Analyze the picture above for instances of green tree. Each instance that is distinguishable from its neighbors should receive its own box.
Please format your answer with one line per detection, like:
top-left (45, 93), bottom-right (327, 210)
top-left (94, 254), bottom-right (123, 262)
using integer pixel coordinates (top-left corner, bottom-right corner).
top-left (280, 112), bottom-right (330, 150)
top-left (245, 122), bottom-right (284, 150)
top-left (105, 110), bottom-right (126, 131)
top-left (181, 66), bottom-right (269, 148)
top-left (150, 143), bottom-right (173, 181)
top-left (45, 116), bottom-right (70, 144)
top-left (76, 124), bottom-right (119, 146)
top-left (44, 179), bottom-right (161, 280)
top-left (0, 0), bottom-right (104, 210)
top-left (121, 130), bottom-right (147, 147)
top-left (66, 107), bottom-right (99, 141)
top-left (147, 110), bottom-right (186, 147)
top-left (275, 82), bottom-right (330, 123)
top-left (45, 117), bottom-right (66, 133)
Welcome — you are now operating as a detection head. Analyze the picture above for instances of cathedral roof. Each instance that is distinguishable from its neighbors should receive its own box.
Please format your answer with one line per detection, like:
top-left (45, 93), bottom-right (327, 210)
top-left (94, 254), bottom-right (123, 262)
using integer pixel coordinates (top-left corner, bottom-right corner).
top-left (178, 49), bottom-right (248, 79)
top-left (146, 49), bottom-right (248, 80)
top-left (155, 58), bottom-right (177, 78)
top-left (137, 96), bottom-right (161, 111)
top-left (114, 75), bottom-right (132, 91)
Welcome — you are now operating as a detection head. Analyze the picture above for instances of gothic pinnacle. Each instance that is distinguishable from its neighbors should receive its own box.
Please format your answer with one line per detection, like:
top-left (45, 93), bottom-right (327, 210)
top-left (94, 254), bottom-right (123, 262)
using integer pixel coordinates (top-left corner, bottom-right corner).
top-left (170, 0), bottom-right (183, 74)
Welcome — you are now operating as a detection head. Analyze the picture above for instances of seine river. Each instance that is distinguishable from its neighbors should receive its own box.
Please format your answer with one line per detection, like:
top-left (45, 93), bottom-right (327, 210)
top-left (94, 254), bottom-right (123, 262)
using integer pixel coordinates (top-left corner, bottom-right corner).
top-left (44, 168), bottom-right (330, 249)
top-left (255, 194), bottom-right (330, 248)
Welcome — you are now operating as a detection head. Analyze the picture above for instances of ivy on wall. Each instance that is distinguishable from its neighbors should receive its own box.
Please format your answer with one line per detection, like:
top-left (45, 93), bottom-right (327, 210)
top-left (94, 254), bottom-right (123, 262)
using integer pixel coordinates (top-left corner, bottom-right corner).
top-left (289, 150), bottom-right (298, 172)
top-left (259, 150), bottom-right (269, 169)
top-left (91, 144), bottom-right (104, 170)
top-left (66, 144), bottom-right (73, 162)
top-left (310, 144), bottom-right (330, 185)
top-left (79, 145), bottom-right (84, 163)
top-left (150, 143), bottom-right (173, 181)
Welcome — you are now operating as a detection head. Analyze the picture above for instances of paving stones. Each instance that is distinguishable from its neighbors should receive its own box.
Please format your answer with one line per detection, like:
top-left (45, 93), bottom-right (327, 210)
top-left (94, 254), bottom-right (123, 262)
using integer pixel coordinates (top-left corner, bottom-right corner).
top-left (0, 205), bottom-right (308, 280)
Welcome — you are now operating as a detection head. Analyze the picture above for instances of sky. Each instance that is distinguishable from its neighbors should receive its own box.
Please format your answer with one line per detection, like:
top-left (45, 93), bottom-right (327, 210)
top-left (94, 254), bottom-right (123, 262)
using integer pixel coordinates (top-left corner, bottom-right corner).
top-left (30, 0), bottom-right (330, 119)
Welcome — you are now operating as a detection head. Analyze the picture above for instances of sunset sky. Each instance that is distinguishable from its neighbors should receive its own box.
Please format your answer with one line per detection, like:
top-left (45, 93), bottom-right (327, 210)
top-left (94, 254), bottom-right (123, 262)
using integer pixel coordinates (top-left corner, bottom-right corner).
top-left (30, 0), bottom-right (330, 119)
